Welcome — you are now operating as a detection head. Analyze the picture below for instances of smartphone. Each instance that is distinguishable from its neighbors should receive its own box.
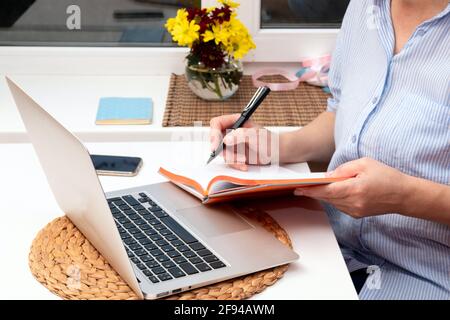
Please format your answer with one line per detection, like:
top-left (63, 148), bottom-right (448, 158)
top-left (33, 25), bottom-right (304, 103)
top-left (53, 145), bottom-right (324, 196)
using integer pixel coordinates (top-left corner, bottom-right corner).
top-left (90, 154), bottom-right (143, 177)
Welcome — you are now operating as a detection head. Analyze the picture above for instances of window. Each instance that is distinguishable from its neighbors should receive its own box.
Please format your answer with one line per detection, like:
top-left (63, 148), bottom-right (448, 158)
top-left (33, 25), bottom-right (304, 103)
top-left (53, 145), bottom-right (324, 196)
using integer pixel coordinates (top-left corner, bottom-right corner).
top-left (0, 0), bottom-right (200, 46)
top-left (261, 0), bottom-right (350, 29)
top-left (0, 0), bottom-right (348, 74)
top-left (225, 0), bottom-right (350, 62)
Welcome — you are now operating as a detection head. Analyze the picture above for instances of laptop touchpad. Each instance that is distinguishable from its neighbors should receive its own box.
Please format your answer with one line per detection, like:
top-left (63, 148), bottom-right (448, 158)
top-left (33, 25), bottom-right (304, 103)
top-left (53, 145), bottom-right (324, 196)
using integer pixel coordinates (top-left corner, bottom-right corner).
top-left (176, 205), bottom-right (254, 238)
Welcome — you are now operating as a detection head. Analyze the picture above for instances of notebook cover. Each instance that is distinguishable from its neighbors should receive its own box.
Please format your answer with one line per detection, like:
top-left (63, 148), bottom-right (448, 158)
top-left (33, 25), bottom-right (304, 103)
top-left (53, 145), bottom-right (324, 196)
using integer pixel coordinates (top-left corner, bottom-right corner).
top-left (158, 166), bottom-right (347, 204)
top-left (95, 97), bottom-right (153, 125)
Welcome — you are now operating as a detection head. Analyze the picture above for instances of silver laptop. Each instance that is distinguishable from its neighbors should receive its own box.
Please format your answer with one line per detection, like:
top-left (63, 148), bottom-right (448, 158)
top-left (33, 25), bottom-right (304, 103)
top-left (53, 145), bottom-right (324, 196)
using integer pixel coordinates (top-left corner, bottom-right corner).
top-left (6, 77), bottom-right (298, 299)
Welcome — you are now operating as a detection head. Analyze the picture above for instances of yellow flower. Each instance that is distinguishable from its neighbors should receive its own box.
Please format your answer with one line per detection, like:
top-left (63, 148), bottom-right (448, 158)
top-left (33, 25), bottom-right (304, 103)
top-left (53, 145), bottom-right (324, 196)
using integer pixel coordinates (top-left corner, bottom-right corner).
top-left (165, 1), bottom-right (255, 58)
top-left (225, 17), bottom-right (256, 59)
top-left (219, 0), bottom-right (240, 8)
top-left (165, 17), bottom-right (176, 33)
top-left (232, 37), bottom-right (256, 59)
top-left (172, 19), bottom-right (200, 47)
top-left (212, 22), bottom-right (232, 46)
top-left (165, 8), bottom-right (188, 33)
top-left (202, 30), bottom-right (215, 42)
top-left (201, 14), bottom-right (255, 59)
top-left (176, 8), bottom-right (189, 21)
top-left (165, 9), bottom-right (200, 47)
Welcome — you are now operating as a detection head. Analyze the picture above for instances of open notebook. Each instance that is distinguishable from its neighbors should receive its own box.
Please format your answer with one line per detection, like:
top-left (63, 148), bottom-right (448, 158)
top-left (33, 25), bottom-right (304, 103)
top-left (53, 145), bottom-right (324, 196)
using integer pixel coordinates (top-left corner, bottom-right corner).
top-left (158, 162), bottom-right (346, 204)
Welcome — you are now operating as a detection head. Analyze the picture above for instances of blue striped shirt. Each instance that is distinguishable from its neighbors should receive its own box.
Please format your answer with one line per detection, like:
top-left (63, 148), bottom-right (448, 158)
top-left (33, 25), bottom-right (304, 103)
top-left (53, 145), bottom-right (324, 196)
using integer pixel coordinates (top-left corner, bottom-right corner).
top-left (325, 0), bottom-right (450, 299)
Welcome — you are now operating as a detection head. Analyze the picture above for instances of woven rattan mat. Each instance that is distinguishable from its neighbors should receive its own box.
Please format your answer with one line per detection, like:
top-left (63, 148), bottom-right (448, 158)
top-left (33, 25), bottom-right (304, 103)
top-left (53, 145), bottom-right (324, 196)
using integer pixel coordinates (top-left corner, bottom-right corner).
top-left (29, 205), bottom-right (292, 300)
top-left (163, 73), bottom-right (329, 127)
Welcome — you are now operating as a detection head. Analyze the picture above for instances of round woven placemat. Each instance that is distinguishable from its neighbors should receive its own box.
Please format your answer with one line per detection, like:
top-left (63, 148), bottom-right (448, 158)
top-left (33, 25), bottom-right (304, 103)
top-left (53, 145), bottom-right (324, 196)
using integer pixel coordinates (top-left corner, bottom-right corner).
top-left (29, 206), bottom-right (292, 300)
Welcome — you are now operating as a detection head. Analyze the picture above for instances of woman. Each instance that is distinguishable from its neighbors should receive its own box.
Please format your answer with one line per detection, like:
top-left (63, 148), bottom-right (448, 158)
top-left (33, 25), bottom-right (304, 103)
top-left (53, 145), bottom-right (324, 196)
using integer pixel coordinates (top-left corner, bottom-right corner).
top-left (210, 0), bottom-right (449, 299)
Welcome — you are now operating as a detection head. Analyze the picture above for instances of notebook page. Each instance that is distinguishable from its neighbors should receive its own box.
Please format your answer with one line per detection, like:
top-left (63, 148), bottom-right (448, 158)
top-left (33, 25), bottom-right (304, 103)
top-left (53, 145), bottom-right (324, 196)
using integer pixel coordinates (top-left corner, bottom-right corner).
top-left (162, 160), bottom-right (324, 193)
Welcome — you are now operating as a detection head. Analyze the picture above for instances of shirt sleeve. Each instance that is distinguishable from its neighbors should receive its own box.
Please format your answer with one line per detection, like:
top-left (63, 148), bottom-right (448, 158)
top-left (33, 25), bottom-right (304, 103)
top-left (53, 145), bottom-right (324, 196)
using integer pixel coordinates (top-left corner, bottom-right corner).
top-left (326, 49), bottom-right (342, 113)
top-left (326, 0), bottom-right (358, 113)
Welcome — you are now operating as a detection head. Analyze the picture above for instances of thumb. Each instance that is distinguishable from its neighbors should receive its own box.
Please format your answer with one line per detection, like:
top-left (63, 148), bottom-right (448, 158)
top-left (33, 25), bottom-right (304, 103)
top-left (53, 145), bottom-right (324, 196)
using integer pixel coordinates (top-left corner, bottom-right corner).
top-left (327, 159), bottom-right (367, 178)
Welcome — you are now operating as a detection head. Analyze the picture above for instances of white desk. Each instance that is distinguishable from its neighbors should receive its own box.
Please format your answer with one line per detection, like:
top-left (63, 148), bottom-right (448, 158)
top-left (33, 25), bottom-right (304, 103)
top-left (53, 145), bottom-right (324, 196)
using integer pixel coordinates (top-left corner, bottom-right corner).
top-left (0, 141), bottom-right (357, 300)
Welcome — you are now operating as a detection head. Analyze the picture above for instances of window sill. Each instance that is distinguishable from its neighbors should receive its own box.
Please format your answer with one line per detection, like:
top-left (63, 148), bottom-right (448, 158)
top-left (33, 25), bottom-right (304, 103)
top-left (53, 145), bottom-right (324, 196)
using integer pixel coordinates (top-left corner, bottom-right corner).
top-left (0, 72), bottom-right (300, 143)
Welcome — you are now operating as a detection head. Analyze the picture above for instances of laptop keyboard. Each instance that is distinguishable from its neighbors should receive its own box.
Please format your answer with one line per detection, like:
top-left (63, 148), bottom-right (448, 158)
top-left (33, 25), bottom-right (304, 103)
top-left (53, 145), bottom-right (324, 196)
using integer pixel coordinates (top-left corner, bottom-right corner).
top-left (107, 193), bottom-right (226, 284)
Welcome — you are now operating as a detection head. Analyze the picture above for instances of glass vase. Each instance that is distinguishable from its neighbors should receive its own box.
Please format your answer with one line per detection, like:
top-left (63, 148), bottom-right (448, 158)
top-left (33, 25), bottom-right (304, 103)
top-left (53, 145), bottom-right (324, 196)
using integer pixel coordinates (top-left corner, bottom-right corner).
top-left (185, 59), bottom-right (243, 101)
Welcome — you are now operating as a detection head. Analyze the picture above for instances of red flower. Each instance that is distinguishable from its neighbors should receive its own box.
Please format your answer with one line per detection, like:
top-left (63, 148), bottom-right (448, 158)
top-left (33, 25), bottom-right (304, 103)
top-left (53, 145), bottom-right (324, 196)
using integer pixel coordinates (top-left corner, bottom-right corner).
top-left (211, 7), bottom-right (231, 24)
top-left (184, 3), bottom-right (241, 69)
top-left (191, 41), bottom-right (225, 69)
top-left (186, 8), bottom-right (208, 22)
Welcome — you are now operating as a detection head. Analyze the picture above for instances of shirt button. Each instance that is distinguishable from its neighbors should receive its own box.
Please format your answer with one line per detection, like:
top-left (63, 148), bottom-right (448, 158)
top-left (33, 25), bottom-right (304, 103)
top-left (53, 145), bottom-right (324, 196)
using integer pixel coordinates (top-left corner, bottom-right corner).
top-left (416, 29), bottom-right (425, 36)
top-left (351, 135), bottom-right (357, 143)
top-left (372, 96), bottom-right (379, 104)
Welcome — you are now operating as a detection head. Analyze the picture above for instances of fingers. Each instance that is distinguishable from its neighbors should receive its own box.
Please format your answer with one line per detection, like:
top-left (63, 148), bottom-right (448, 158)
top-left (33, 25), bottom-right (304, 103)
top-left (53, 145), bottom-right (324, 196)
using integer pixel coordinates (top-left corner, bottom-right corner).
top-left (210, 114), bottom-right (240, 151)
top-left (222, 128), bottom-right (273, 166)
top-left (294, 178), bottom-right (356, 199)
top-left (223, 149), bottom-right (248, 171)
top-left (223, 128), bottom-right (256, 146)
top-left (228, 163), bottom-right (249, 171)
top-left (210, 115), bottom-right (272, 168)
top-left (223, 148), bottom-right (246, 164)
top-left (209, 114), bottom-right (257, 151)
top-left (294, 186), bottom-right (353, 210)
top-left (294, 185), bottom-right (332, 199)
top-left (210, 114), bottom-right (241, 132)
top-left (223, 127), bottom-right (272, 162)
top-left (327, 157), bottom-right (372, 178)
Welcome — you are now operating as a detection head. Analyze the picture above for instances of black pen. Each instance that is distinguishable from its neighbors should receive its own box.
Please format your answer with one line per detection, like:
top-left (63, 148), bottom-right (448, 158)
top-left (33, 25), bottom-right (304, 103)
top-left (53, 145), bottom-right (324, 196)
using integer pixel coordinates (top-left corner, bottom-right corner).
top-left (206, 86), bottom-right (271, 165)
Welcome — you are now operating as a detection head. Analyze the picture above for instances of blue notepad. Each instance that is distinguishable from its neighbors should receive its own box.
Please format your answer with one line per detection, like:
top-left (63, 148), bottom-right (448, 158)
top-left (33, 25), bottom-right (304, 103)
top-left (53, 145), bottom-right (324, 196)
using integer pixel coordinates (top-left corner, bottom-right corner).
top-left (95, 97), bottom-right (153, 125)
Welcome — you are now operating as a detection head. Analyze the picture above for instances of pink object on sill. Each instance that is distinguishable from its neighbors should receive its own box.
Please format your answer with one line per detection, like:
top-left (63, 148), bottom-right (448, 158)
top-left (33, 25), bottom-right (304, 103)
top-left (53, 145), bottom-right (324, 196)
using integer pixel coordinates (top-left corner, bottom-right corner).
top-left (252, 54), bottom-right (332, 91)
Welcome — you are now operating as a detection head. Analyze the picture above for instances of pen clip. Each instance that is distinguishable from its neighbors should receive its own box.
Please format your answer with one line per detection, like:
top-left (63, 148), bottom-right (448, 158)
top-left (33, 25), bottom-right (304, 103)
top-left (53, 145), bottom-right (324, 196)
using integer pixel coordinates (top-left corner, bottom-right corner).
top-left (242, 87), bottom-right (264, 113)
top-left (242, 87), bottom-right (270, 117)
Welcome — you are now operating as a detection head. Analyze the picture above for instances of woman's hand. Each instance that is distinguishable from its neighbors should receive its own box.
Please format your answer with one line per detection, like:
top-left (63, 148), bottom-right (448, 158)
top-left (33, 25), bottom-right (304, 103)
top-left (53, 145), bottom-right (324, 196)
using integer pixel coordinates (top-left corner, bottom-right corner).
top-left (294, 157), bottom-right (411, 218)
top-left (209, 114), bottom-right (276, 171)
